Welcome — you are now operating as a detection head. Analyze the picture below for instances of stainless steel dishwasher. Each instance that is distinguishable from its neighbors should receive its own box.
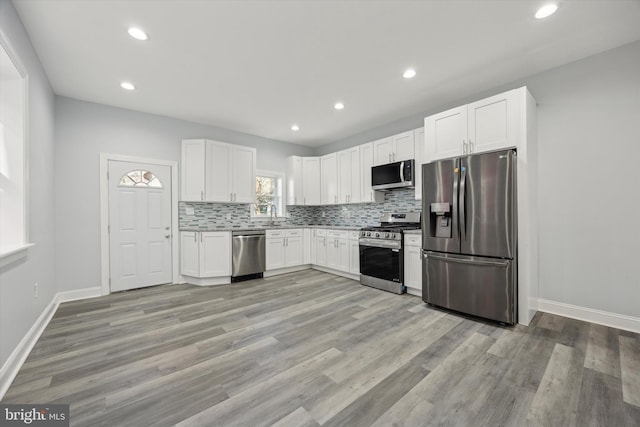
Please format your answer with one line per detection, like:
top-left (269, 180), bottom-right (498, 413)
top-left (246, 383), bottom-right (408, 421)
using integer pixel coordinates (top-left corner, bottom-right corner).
top-left (231, 230), bottom-right (266, 282)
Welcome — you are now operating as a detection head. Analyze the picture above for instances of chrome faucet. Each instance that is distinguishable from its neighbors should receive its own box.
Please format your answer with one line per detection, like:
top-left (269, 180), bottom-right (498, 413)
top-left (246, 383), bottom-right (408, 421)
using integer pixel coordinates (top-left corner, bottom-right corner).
top-left (269, 204), bottom-right (277, 225)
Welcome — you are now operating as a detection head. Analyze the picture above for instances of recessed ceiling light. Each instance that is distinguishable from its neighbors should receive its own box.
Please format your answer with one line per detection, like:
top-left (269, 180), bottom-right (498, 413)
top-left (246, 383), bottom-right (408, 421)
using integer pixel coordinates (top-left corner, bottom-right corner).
top-left (403, 69), bottom-right (416, 79)
top-left (535, 3), bottom-right (558, 19)
top-left (128, 27), bottom-right (148, 41)
top-left (334, 102), bottom-right (345, 110)
top-left (291, 124), bottom-right (299, 131)
top-left (120, 81), bottom-right (135, 91)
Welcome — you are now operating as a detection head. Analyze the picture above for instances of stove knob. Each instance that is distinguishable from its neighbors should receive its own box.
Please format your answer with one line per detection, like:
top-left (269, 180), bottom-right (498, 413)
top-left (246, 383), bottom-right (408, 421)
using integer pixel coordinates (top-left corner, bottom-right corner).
top-left (391, 233), bottom-right (396, 239)
top-left (385, 233), bottom-right (390, 238)
top-left (367, 232), bottom-right (371, 237)
top-left (375, 232), bottom-right (380, 238)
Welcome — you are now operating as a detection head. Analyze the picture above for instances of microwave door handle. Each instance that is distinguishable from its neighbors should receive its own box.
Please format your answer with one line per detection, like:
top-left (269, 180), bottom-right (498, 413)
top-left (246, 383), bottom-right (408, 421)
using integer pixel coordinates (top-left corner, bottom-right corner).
top-left (399, 161), bottom-right (405, 183)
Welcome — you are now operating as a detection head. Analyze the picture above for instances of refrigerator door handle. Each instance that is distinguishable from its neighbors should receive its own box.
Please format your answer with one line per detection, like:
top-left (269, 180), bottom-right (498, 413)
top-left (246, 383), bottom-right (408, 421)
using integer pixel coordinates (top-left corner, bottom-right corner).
top-left (425, 252), bottom-right (510, 268)
top-left (459, 166), bottom-right (467, 242)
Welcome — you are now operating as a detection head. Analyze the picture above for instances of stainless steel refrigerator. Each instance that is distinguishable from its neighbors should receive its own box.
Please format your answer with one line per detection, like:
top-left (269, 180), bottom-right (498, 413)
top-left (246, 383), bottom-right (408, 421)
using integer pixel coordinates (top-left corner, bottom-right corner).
top-left (422, 149), bottom-right (517, 324)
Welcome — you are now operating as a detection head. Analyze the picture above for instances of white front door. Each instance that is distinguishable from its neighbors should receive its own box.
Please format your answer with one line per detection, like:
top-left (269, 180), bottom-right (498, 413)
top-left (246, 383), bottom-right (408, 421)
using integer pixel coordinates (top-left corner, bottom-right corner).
top-left (108, 160), bottom-right (172, 292)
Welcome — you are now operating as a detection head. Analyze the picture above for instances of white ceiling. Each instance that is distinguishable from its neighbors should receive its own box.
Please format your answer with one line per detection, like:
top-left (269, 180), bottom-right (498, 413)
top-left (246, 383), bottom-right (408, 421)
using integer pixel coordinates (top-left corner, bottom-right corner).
top-left (13, 0), bottom-right (640, 147)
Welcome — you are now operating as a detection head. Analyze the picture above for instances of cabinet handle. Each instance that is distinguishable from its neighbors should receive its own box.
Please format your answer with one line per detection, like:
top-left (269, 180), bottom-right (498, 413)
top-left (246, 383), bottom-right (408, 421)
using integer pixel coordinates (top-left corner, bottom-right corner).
top-left (462, 139), bottom-right (467, 154)
top-left (392, 153), bottom-right (396, 162)
top-left (200, 232), bottom-right (202, 242)
top-left (201, 191), bottom-right (204, 201)
top-left (194, 233), bottom-right (197, 242)
top-left (469, 139), bottom-right (474, 153)
top-left (388, 153), bottom-right (391, 162)
top-left (304, 196), bottom-right (306, 205)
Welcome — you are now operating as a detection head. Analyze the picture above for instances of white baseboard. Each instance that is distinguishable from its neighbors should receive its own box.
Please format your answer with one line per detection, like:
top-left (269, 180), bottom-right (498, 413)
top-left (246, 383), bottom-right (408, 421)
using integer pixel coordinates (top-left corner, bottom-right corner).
top-left (182, 276), bottom-right (231, 286)
top-left (57, 286), bottom-right (102, 303)
top-left (264, 265), bottom-right (311, 277)
top-left (311, 266), bottom-right (359, 282)
top-left (406, 287), bottom-right (422, 297)
top-left (0, 294), bottom-right (58, 400)
top-left (536, 298), bottom-right (640, 333)
top-left (0, 286), bottom-right (102, 400)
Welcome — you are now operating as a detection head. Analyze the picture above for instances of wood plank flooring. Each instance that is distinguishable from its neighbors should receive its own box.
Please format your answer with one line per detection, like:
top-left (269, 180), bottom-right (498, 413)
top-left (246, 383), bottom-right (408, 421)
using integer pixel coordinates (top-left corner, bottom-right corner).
top-left (2, 270), bottom-right (639, 426)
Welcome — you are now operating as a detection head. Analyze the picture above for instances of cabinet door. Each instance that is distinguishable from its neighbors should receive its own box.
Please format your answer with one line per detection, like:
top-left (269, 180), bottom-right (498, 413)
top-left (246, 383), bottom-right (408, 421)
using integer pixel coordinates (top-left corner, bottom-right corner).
top-left (349, 239), bottom-right (360, 275)
top-left (231, 145), bottom-right (256, 203)
top-left (315, 236), bottom-right (327, 267)
top-left (205, 141), bottom-right (232, 202)
top-left (303, 229), bottom-right (311, 264)
top-left (467, 89), bottom-right (518, 154)
top-left (266, 238), bottom-right (285, 271)
top-left (180, 231), bottom-right (200, 277)
top-left (284, 236), bottom-right (303, 267)
top-left (392, 131), bottom-right (415, 162)
top-left (414, 127), bottom-right (425, 201)
top-left (373, 137), bottom-right (394, 165)
top-left (347, 147), bottom-right (361, 203)
top-left (337, 238), bottom-right (350, 272)
top-left (302, 157), bottom-right (321, 205)
top-left (325, 238), bottom-right (339, 269)
top-left (181, 140), bottom-right (205, 201)
top-left (287, 156), bottom-right (303, 206)
top-left (321, 153), bottom-right (338, 205)
top-left (337, 149), bottom-right (351, 204)
top-left (425, 106), bottom-right (467, 162)
top-left (200, 232), bottom-right (231, 277)
top-left (359, 143), bottom-right (383, 203)
top-left (404, 244), bottom-right (422, 292)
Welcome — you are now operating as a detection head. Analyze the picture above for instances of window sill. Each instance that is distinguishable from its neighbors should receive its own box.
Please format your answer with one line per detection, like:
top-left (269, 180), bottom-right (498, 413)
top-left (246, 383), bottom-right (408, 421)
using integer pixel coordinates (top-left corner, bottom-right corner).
top-left (0, 243), bottom-right (35, 269)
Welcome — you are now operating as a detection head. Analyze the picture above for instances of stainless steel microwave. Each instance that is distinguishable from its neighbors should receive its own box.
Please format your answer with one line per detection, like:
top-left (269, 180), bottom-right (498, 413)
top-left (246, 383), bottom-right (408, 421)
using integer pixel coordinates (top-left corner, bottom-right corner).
top-left (371, 159), bottom-right (415, 190)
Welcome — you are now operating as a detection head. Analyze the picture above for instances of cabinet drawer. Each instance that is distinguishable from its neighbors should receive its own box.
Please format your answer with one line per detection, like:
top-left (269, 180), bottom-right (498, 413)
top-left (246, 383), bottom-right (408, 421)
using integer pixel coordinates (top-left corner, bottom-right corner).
top-left (266, 230), bottom-right (284, 238)
top-left (404, 234), bottom-right (422, 247)
top-left (349, 231), bottom-right (360, 240)
top-left (285, 229), bottom-right (302, 237)
top-left (327, 230), bottom-right (349, 239)
top-left (315, 229), bottom-right (327, 237)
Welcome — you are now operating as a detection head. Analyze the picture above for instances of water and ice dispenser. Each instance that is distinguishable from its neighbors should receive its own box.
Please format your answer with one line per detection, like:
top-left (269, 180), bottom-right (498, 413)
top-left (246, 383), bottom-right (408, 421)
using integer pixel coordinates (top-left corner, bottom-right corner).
top-left (429, 202), bottom-right (452, 238)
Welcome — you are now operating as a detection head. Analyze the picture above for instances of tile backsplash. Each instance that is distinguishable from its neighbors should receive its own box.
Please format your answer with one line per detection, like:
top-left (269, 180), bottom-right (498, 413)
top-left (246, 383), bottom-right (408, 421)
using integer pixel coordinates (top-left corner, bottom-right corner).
top-left (179, 188), bottom-right (421, 230)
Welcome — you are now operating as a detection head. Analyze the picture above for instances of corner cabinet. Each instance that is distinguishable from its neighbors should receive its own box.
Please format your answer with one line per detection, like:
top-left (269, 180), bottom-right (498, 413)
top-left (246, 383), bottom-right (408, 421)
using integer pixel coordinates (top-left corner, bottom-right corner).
top-left (181, 139), bottom-right (256, 203)
top-left (424, 88), bottom-right (519, 162)
top-left (180, 231), bottom-right (231, 282)
top-left (413, 127), bottom-right (425, 201)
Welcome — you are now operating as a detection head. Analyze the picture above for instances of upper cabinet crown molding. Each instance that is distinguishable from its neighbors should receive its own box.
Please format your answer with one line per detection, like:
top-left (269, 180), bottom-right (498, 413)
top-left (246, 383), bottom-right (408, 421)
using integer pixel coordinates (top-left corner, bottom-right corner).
top-left (181, 139), bottom-right (256, 203)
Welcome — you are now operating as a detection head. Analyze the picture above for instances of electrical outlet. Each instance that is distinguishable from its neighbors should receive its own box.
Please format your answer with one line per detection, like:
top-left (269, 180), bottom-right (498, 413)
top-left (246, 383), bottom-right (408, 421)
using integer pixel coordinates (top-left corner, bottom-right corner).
top-left (322, 211), bottom-right (326, 217)
top-left (226, 213), bottom-right (232, 220)
top-left (185, 207), bottom-right (195, 215)
top-left (34, 282), bottom-right (38, 298)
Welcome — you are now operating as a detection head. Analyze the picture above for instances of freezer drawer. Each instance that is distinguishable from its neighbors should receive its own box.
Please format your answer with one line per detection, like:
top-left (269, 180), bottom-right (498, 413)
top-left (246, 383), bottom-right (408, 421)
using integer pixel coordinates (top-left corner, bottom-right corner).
top-left (422, 251), bottom-right (516, 324)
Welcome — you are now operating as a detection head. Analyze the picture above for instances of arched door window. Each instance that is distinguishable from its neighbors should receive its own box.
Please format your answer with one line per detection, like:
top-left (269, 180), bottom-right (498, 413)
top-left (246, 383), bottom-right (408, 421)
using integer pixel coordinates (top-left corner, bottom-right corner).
top-left (118, 170), bottom-right (163, 188)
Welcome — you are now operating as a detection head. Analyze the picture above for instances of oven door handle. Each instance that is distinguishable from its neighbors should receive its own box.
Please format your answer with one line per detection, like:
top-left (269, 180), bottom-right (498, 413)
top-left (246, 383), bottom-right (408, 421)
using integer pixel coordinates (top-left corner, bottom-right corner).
top-left (359, 239), bottom-right (402, 250)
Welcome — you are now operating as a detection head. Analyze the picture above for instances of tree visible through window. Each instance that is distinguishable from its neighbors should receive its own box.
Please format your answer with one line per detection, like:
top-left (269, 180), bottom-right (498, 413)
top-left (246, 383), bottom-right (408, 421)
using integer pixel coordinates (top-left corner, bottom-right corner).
top-left (254, 172), bottom-right (283, 218)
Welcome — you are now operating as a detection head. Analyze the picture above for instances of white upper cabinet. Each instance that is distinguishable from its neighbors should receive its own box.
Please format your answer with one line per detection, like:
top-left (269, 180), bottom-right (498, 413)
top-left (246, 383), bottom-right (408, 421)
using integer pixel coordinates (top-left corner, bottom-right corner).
top-left (302, 157), bottom-right (321, 205)
top-left (286, 156), bottom-right (303, 206)
top-left (425, 106), bottom-right (467, 162)
top-left (338, 147), bottom-right (361, 204)
top-left (425, 88), bottom-right (520, 162)
top-left (392, 131), bottom-right (415, 162)
top-left (467, 89), bottom-right (518, 154)
top-left (373, 132), bottom-right (415, 165)
top-left (360, 143), bottom-right (385, 203)
top-left (181, 139), bottom-right (256, 203)
top-left (413, 127), bottom-right (425, 201)
top-left (321, 153), bottom-right (338, 205)
top-left (181, 140), bottom-right (206, 201)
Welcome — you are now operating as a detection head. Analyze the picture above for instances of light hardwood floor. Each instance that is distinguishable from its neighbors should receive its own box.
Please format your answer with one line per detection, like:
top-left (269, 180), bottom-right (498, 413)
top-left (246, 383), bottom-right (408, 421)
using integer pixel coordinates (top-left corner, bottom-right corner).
top-left (3, 270), bottom-right (640, 426)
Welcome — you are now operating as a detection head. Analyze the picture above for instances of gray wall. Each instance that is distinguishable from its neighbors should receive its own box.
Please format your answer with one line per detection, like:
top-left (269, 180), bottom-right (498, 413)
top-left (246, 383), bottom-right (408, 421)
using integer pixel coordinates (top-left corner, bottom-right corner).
top-left (54, 97), bottom-right (314, 293)
top-left (315, 41), bottom-right (640, 319)
top-left (0, 0), bottom-right (56, 367)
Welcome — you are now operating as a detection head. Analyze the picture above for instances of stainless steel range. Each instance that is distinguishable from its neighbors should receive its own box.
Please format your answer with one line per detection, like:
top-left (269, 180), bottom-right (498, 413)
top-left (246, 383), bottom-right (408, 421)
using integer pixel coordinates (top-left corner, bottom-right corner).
top-left (359, 212), bottom-right (421, 294)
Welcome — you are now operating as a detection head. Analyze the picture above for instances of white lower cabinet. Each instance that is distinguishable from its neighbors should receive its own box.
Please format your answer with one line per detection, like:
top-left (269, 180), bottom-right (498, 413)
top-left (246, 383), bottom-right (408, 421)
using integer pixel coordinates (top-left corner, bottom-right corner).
top-left (404, 234), bottom-right (422, 295)
top-left (326, 230), bottom-right (350, 273)
top-left (180, 231), bottom-right (231, 278)
top-left (266, 229), bottom-right (304, 270)
top-left (314, 229), bottom-right (327, 267)
top-left (349, 231), bottom-right (360, 275)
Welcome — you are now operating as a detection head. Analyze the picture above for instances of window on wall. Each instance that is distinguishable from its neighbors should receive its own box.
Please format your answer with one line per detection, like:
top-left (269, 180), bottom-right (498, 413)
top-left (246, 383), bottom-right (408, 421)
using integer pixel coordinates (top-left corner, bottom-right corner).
top-left (252, 170), bottom-right (285, 219)
top-left (0, 39), bottom-right (28, 257)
